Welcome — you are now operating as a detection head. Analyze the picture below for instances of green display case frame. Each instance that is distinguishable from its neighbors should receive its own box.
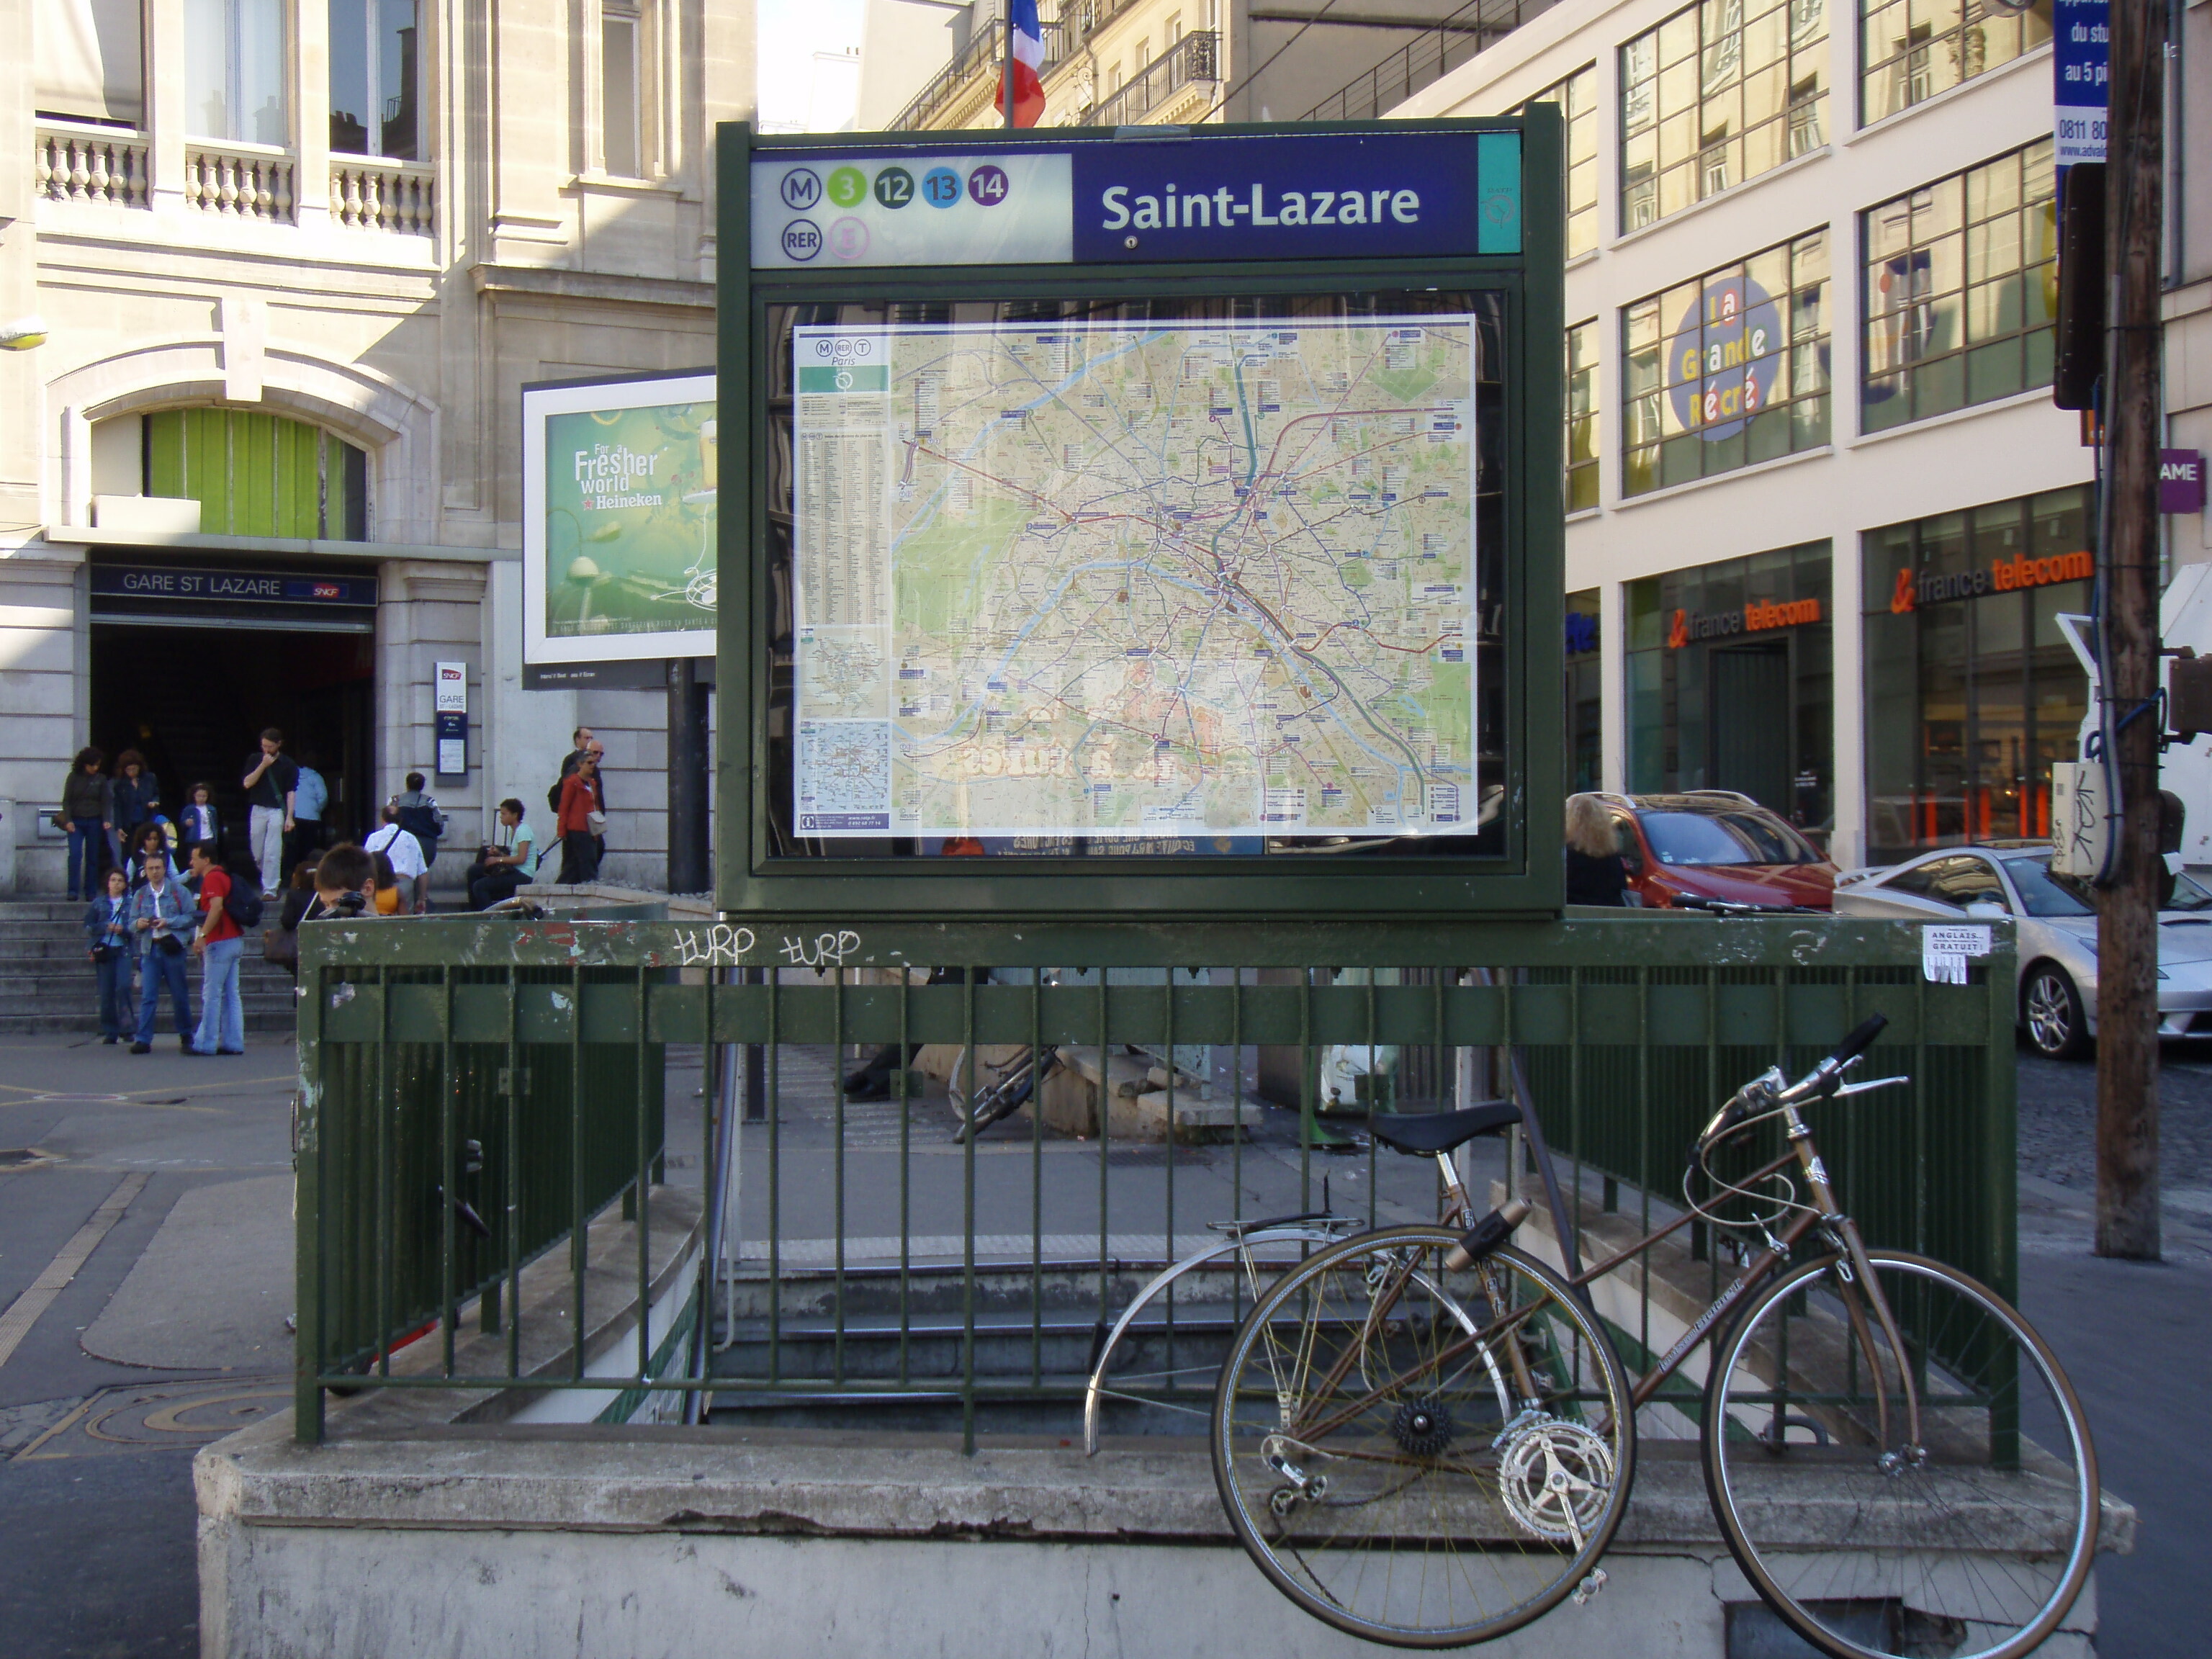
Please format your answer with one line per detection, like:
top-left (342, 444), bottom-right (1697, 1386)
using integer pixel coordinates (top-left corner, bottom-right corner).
top-left (713, 113), bottom-right (1565, 922)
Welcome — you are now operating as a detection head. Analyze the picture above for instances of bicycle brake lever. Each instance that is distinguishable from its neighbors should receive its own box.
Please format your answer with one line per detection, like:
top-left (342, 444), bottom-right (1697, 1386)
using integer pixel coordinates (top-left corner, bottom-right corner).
top-left (1831, 1075), bottom-right (1910, 1097)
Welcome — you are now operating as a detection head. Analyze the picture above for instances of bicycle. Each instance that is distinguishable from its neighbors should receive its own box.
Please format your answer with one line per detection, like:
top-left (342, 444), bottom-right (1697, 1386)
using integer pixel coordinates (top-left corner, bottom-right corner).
top-left (1209, 1015), bottom-right (2100, 1658)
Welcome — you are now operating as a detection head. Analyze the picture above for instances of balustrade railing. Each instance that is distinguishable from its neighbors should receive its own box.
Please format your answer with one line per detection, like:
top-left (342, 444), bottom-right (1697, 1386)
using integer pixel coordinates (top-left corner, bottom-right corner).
top-left (34, 122), bottom-right (149, 207)
top-left (184, 141), bottom-right (295, 222)
top-left (1300, 0), bottom-right (1557, 122)
top-left (1082, 31), bottom-right (1218, 127)
top-left (331, 157), bottom-right (436, 235)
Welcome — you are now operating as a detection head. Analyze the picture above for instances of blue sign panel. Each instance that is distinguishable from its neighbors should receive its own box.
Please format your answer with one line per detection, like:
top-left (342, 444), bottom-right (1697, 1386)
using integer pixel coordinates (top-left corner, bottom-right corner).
top-left (89, 566), bottom-right (379, 605)
top-left (1070, 130), bottom-right (1520, 264)
top-left (2052, 0), bottom-right (2108, 166)
top-left (752, 129), bottom-right (1522, 269)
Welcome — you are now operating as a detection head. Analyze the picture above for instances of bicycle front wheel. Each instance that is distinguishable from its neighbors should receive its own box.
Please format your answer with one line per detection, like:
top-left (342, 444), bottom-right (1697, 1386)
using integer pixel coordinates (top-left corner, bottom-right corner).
top-left (1210, 1226), bottom-right (1635, 1649)
top-left (1702, 1250), bottom-right (2098, 1659)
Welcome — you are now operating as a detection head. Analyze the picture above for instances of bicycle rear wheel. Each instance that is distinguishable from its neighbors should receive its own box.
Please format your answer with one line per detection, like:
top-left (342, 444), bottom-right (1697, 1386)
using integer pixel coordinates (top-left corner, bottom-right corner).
top-left (1702, 1250), bottom-right (2098, 1659)
top-left (1210, 1226), bottom-right (1634, 1649)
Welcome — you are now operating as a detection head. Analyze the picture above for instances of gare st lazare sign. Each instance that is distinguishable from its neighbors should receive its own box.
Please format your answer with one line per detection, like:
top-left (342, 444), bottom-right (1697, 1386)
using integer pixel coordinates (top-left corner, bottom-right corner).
top-left (716, 117), bottom-right (1565, 920)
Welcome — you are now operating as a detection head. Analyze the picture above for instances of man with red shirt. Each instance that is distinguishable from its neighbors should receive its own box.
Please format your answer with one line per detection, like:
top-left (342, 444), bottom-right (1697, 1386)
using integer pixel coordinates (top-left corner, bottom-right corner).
top-left (186, 845), bottom-right (246, 1055)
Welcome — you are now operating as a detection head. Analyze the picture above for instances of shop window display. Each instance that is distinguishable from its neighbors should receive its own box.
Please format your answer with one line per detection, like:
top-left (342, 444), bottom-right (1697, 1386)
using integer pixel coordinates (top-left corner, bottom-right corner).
top-left (1625, 541), bottom-right (1833, 835)
top-left (1861, 485), bottom-right (2090, 859)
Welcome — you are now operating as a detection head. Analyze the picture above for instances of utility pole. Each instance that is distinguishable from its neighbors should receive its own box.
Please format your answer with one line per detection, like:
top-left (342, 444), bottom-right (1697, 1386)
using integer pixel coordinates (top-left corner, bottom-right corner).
top-left (2094, 0), bottom-right (2167, 1261)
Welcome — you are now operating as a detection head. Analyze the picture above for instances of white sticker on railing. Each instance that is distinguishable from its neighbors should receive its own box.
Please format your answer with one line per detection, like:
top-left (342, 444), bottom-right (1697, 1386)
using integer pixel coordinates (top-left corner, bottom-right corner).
top-left (1921, 924), bottom-right (1992, 985)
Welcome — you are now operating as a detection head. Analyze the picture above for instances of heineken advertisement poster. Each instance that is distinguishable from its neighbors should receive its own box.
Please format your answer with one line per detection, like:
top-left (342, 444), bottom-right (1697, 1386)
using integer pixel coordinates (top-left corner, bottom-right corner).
top-left (521, 370), bottom-right (717, 663)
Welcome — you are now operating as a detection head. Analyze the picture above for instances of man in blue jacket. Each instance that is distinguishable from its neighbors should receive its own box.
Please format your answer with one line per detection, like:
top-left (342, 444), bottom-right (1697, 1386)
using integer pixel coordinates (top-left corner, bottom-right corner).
top-left (128, 847), bottom-right (195, 1053)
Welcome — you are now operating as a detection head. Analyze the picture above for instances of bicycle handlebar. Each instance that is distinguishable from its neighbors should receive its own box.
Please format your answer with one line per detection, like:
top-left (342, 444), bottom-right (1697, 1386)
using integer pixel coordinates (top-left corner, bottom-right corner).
top-left (1829, 1013), bottom-right (1887, 1069)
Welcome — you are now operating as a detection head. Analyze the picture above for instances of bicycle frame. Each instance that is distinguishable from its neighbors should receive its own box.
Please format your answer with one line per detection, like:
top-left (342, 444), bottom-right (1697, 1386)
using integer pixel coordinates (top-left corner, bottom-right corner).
top-left (1557, 1099), bottom-right (1924, 1453)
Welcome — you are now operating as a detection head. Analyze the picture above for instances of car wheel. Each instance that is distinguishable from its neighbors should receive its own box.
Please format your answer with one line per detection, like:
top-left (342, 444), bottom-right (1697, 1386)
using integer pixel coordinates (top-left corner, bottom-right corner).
top-left (2023, 965), bottom-right (2090, 1059)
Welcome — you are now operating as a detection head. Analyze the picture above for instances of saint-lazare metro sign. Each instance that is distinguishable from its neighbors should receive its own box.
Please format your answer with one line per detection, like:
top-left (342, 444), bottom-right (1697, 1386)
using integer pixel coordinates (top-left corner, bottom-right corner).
top-left (714, 117), bottom-right (1565, 922)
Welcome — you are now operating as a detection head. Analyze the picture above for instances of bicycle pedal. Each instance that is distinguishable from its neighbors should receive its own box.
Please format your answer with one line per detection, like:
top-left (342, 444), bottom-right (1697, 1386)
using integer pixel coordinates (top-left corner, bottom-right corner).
top-left (1570, 1569), bottom-right (1607, 1606)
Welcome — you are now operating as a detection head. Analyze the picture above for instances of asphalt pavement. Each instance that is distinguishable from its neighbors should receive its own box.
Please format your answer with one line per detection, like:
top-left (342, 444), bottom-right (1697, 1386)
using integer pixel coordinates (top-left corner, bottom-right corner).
top-left (1, 1034), bottom-right (2206, 1657)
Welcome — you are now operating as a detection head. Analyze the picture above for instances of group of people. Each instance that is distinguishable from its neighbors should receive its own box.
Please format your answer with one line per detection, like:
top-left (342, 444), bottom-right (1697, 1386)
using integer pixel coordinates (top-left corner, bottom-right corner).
top-left (81, 839), bottom-right (253, 1054)
top-left (58, 729), bottom-right (330, 903)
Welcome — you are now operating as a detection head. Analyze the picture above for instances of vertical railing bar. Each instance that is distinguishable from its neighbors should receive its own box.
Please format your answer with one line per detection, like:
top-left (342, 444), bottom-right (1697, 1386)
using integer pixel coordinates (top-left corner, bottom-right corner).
top-left (1915, 964), bottom-right (1929, 1258)
top-left (1637, 964), bottom-right (1651, 1372)
top-left (1096, 970), bottom-right (1110, 1328)
top-left (1702, 964), bottom-right (1718, 1285)
top-left (833, 962), bottom-right (847, 1388)
top-left (374, 966), bottom-right (392, 1379)
top-left (961, 968), bottom-right (978, 1455)
top-left (1298, 967), bottom-right (1313, 1209)
top-left (768, 967), bottom-right (782, 1385)
top-left (295, 961), bottom-right (324, 1440)
top-left (1231, 971), bottom-right (1246, 1332)
top-left (1164, 970), bottom-right (1177, 1380)
top-left (636, 966), bottom-right (652, 1388)
top-left (505, 969), bottom-right (521, 1380)
top-left (439, 964), bottom-right (457, 1378)
top-left (1364, 971), bottom-right (1377, 1229)
top-left (570, 961), bottom-right (585, 1383)
top-left (1569, 968), bottom-right (1583, 1246)
top-left (1030, 966), bottom-right (1044, 1388)
top-left (897, 968), bottom-right (912, 1387)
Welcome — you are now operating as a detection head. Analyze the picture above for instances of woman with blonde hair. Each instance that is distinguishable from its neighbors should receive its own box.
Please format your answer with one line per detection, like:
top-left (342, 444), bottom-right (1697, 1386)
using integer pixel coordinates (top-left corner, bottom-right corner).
top-left (1564, 794), bottom-right (1630, 907)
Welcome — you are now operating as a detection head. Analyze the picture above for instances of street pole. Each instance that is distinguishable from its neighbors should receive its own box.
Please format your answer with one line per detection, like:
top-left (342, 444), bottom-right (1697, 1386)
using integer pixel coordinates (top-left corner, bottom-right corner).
top-left (1004, 0), bottom-right (1017, 130)
top-left (665, 657), bottom-right (711, 895)
top-left (2094, 0), bottom-right (2166, 1261)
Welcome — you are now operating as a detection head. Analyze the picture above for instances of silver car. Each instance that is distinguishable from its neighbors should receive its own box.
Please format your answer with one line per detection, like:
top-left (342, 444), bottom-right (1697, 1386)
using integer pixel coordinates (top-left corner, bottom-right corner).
top-left (1833, 844), bottom-right (2212, 1058)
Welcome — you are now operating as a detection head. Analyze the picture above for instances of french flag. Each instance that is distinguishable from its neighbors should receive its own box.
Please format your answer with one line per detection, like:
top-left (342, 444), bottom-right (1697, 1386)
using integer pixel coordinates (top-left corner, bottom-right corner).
top-left (995, 0), bottom-right (1046, 127)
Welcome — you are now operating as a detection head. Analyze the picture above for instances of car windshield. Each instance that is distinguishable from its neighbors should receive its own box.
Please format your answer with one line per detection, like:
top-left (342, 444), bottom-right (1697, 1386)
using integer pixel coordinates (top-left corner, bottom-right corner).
top-left (2000, 855), bottom-right (2095, 917)
top-left (1635, 809), bottom-right (1823, 867)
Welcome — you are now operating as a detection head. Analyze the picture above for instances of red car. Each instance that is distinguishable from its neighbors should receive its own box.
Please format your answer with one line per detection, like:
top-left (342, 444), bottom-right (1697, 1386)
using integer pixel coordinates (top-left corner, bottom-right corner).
top-left (1575, 791), bottom-right (1837, 910)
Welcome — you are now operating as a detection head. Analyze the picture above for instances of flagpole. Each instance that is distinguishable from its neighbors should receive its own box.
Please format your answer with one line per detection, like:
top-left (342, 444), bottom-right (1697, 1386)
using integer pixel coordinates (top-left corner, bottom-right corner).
top-left (1004, 0), bottom-right (1017, 130)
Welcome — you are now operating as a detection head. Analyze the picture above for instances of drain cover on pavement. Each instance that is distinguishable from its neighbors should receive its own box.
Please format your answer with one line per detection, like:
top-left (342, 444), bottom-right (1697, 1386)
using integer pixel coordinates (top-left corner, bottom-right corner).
top-left (10, 1374), bottom-right (289, 1460)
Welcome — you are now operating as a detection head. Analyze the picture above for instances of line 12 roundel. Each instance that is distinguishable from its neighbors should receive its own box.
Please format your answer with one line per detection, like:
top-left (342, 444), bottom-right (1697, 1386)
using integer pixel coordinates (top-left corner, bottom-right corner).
top-left (1668, 274), bottom-right (1781, 442)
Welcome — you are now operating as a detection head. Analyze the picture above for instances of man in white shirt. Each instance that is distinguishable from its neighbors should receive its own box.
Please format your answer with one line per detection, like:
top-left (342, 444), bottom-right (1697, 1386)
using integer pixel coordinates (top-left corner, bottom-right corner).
top-left (364, 805), bottom-right (429, 914)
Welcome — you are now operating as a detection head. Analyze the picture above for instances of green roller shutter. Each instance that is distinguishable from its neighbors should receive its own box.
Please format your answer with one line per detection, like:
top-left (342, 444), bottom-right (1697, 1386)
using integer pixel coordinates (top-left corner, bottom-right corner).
top-left (143, 410), bottom-right (365, 540)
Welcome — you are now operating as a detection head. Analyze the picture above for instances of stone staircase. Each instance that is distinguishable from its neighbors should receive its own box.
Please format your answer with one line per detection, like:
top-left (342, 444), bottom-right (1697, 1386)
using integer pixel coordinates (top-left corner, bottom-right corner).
top-left (0, 897), bottom-right (299, 1036)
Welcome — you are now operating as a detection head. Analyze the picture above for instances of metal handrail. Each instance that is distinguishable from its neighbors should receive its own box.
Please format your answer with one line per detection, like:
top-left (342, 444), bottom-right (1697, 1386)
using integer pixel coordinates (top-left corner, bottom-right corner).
top-left (889, 18), bottom-right (1075, 132)
top-left (1080, 31), bottom-right (1219, 127)
top-left (1300, 0), bottom-right (1559, 122)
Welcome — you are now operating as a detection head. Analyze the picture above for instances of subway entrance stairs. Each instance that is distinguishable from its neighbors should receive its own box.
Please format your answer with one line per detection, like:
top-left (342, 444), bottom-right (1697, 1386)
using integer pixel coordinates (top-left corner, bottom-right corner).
top-left (0, 897), bottom-right (297, 1036)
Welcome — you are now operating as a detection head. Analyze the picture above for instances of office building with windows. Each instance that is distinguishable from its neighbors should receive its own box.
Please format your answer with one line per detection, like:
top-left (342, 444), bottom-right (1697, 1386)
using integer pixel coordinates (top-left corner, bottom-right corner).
top-left (1396, 0), bottom-right (2208, 870)
top-left (1, 0), bottom-right (752, 892)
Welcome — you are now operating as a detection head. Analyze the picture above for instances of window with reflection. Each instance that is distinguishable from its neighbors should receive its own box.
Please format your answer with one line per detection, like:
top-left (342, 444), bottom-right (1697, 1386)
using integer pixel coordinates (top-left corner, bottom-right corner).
top-left (329, 0), bottom-right (420, 158)
top-left (1861, 0), bottom-right (2051, 125)
top-left (1565, 320), bottom-right (1599, 512)
top-left (603, 1), bottom-right (643, 176)
top-left (1622, 229), bottom-right (1829, 498)
top-left (184, 0), bottom-right (287, 145)
top-left (1861, 485), bottom-right (2090, 860)
top-left (1862, 138), bottom-right (2056, 431)
top-left (1516, 65), bottom-right (1599, 258)
top-left (1620, 0), bottom-right (1827, 232)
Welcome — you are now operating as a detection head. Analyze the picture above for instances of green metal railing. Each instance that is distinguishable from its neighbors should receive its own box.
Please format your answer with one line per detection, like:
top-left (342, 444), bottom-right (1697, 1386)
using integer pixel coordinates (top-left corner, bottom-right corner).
top-left (293, 915), bottom-right (2015, 1444)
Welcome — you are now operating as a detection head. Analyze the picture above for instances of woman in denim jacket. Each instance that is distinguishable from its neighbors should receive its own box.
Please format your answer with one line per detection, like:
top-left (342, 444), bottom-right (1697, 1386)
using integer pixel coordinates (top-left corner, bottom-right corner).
top-left (83, 869), bottom-right (135, 1042)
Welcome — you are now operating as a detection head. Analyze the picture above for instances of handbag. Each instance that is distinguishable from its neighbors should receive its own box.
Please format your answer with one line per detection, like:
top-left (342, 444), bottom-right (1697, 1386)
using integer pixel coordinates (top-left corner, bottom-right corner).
top-left (264, 927), bottom-right (298, 969)
top-left (587, 810), bottom-right (608, 833)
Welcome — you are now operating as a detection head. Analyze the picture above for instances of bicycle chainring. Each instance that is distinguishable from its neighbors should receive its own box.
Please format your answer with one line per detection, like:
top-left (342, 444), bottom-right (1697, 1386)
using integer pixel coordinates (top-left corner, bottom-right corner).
top-left (1496, 1416), bottom-right (1617, 1545)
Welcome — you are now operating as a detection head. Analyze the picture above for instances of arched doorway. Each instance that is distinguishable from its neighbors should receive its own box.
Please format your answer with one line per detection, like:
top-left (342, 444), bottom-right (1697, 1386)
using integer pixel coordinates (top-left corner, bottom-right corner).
top-left (88, 408), bottom-right (379, 876)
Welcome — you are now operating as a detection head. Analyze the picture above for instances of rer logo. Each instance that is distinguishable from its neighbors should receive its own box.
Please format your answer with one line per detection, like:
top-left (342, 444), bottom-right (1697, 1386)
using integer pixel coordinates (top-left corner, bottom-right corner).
top-left (780, 168), bottom-right (822, 210)
top-left (781, 219), bottom-right (822, 261)
top-left (1669, 274), bottom-right (1782, 441)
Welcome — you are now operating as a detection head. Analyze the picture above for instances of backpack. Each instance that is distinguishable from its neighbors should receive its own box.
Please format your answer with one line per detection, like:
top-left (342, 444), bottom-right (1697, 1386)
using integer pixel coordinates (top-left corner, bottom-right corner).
top-left (547, 778), bottom-right (564, 817)
top-left (222, 881), bottom-right (265, 930)
top-left (397, 799), bottom-right (441, 848)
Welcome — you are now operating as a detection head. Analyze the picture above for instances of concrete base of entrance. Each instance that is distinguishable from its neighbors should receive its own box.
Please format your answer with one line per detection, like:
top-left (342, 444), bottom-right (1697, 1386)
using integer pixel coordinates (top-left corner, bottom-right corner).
top-left (197, 1421), bottom-right (2121, 1658)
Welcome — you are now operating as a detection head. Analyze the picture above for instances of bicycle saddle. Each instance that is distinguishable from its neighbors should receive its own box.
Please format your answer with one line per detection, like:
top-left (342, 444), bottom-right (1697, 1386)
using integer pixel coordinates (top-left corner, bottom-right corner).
top-left (1364, 1100), bottom-right (1521, 1155)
